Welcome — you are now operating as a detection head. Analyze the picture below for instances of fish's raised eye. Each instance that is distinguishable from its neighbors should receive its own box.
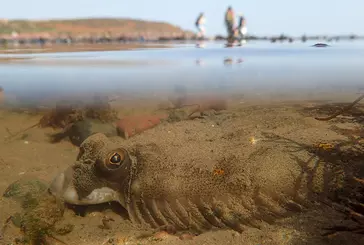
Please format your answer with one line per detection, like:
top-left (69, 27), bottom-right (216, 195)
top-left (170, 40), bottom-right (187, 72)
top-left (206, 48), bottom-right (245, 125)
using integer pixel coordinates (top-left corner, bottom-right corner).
top-left (106, 150), bottom-right (125, 169)
top-left (96, 148), bottom-right (130, 176)
top-left (109, 153), bottom-right (122, 165)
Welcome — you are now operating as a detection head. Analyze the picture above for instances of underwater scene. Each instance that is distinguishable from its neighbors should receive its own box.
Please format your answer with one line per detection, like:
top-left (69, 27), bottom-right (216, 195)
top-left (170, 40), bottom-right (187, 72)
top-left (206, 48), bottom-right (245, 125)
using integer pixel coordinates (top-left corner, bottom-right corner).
top-left (0, 41), bottom-right (364, 245)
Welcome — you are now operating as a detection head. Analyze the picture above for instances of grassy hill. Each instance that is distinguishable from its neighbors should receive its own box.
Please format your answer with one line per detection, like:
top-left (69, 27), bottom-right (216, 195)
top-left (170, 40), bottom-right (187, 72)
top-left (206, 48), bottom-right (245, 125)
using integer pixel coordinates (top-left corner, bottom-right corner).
top-left (0, 18), bottom-right (193, 36)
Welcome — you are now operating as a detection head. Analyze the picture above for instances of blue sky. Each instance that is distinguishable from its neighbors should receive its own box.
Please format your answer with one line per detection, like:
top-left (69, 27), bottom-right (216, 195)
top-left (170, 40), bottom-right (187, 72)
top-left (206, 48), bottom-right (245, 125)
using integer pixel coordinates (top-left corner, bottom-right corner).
top-left (1, 0), bottom-right (362, 36)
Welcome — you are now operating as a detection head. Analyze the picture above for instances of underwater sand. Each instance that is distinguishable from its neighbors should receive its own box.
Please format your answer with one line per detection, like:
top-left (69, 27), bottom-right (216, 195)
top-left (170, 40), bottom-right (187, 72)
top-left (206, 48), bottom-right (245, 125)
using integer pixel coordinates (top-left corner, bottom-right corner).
top-left (0, 92), bottom-right (363, 245)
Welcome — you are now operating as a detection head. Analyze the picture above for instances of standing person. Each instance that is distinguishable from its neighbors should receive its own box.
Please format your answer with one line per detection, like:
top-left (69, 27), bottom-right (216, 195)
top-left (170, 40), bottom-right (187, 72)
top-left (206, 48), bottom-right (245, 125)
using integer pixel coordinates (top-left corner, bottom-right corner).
top-left (224, 6), bottom-right (236, 45)
top-left (195, 12), bottom-right (206, 39)
top-left (237, 14), bottom-right (247, 45)
top-left (195, 12), bottom-right (206, 48)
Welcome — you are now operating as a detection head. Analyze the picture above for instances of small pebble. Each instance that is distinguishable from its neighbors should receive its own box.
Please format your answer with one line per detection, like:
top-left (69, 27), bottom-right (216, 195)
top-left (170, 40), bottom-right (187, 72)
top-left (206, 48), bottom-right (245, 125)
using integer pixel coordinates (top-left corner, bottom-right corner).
top-left (101, 216), bottom-right (114, 229)
top-left (179, 233), bottom-right (195, 240)
top-left (24, 141), bottom-right (29, 144)
top-left (110, 232), bottom-right (133, 245)
top-left (153, 231), bottom-right (171, 240)
top-left (88, 211), bottom-right (102, 217)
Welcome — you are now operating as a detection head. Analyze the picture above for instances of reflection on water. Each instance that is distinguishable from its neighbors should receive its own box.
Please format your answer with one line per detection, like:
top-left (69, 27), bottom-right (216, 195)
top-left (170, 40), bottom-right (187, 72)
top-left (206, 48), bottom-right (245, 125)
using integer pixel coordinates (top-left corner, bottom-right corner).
top-left (0, 42), bottom-right (364, 245)
top-left (0, 41), bottom-right (363, 108)
top-left (195, 57), bottom-right (244, 66)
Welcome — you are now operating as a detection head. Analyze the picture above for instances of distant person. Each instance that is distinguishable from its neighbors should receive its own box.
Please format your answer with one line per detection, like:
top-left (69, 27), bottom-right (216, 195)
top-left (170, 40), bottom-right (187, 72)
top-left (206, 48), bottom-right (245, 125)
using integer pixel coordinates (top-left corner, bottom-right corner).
top-left (224, 6), bottom-right (236, 43)
top-left (11, 31), bottom-right (19, 47)
top-left (237, 14), bottom-right (247, 44)
top-left (195, 12), bottom-right (206, 48)
top-left (195, 12), bottom-right (206, 39)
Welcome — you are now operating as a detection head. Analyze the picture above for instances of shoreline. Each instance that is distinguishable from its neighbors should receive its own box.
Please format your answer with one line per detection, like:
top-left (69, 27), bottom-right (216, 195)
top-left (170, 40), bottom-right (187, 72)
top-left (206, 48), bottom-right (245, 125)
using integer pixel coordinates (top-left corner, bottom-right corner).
top-left (0, 43), bottom-right (172, 55)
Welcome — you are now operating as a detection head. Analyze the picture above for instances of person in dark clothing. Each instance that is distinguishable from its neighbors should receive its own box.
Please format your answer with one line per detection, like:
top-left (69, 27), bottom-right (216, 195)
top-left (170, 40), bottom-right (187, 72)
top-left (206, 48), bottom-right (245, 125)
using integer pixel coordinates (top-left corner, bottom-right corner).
top-left (224, 6), bottom-right (236, 44)
top-left (237, 14), bottom-right (247, 44)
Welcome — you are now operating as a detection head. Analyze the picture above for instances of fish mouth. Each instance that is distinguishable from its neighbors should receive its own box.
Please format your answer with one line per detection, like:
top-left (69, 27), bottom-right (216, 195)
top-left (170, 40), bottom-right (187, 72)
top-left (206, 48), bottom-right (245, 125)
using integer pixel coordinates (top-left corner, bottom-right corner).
top-left (49, 167), bottom-right (120, 205)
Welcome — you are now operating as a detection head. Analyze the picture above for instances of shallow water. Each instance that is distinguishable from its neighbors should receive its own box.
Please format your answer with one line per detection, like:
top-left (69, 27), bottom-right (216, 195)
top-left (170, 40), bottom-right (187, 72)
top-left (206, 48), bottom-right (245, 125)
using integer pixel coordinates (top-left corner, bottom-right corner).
top-left (1, 40), bottom-right (364, 102)
top-left (0, 41), bottom-right (363, 245)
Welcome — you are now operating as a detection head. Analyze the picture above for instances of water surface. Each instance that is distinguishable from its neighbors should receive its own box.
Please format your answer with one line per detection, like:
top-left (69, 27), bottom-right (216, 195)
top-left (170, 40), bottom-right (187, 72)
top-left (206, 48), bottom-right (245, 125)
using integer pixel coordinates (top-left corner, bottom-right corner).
top-left (1, 40), bottom-right (364, 104)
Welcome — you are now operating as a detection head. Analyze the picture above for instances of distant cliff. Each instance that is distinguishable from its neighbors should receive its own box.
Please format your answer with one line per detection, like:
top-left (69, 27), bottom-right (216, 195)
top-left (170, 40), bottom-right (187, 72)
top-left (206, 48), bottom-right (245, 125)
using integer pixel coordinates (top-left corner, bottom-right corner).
top-left (0, 18), bottom-right (194, 38)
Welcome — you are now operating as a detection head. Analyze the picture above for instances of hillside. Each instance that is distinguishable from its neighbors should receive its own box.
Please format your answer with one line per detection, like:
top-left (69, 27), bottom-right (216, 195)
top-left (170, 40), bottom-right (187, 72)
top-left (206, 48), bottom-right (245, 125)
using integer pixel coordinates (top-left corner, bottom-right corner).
top-left (0, 18), bottom-right (194, 37)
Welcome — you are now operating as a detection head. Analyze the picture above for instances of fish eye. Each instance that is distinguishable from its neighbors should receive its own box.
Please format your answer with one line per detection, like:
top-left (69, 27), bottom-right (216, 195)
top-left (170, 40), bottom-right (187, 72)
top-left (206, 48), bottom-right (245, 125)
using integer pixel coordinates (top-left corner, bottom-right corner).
top-left (109, 153), bottom-right (122, 165)
top-left (105, 150), bottom-right (125, 170)
top-left (95, 148), bottom-right (130, 176)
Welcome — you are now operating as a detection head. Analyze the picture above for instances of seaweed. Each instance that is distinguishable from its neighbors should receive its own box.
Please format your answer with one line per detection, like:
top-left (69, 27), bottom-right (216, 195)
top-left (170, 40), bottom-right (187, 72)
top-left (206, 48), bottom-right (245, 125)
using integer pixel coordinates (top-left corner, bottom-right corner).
top-left (17, 193), bottom-right (72, 245)
top-left (4, 95), bottom-right (119, 143)
top-left (39, 95), bottom-right (118, 129)
top-left (314, 94), bottom-right (364, 121)
top-left (2, 178), bottom-right (74, 244)
top-left (294, 94), bottom-right (364, 237)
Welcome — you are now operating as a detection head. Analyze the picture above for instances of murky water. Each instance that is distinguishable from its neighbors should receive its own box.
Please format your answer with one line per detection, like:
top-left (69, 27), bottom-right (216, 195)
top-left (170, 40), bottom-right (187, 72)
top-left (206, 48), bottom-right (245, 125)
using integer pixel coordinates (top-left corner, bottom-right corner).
top-left (0, 41), bottom-right (363, 245)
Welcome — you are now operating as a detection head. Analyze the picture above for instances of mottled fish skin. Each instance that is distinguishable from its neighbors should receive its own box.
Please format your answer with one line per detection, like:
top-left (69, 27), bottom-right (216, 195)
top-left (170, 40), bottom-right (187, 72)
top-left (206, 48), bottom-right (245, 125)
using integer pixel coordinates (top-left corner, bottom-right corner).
top-left (51, 133), bottom-right (309, 234)
top-left (121, 143), bottom-right (294, 233)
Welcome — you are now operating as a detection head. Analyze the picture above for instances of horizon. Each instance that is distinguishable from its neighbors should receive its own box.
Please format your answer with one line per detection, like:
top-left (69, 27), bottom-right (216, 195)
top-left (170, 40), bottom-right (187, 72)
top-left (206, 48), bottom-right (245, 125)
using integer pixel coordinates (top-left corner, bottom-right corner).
top-left (2, 0), bottom-right (363, 36)
top-left (2, 17), bottom-right (363, 38)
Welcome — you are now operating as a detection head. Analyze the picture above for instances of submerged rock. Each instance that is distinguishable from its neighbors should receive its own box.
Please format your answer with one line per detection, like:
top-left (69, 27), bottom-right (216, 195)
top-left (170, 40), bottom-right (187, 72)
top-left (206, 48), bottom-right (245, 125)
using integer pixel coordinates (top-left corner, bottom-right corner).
top-left (116, 114), bottom-right (168, 139)
top-left (50, 119), bottom-right (117, 146)
top-left (68, 119), bottom-right (117, 146)
top-left (312, 43), bottom-right (330, 47)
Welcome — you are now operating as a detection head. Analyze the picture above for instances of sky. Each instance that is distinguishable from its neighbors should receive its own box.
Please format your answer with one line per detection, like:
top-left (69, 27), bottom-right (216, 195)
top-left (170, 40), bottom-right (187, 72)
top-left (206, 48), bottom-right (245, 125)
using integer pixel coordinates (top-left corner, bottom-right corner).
top-left (1, 0), bottom-right (363, 36)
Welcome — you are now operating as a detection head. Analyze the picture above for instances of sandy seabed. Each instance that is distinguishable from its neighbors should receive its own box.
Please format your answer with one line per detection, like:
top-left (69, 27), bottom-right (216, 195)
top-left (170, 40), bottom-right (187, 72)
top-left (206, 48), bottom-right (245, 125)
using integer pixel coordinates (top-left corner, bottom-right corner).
top-left (0, 91), bottom-right (363, 245)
